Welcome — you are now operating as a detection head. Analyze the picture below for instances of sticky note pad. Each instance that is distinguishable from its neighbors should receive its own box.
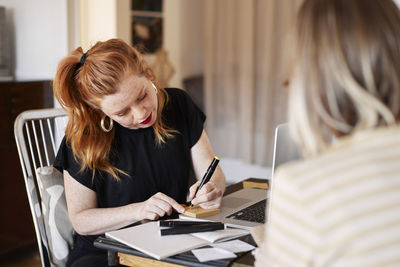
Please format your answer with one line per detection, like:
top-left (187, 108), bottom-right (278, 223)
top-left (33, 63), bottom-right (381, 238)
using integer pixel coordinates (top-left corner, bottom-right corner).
top-left (182, 206), bottom-right (220, 218)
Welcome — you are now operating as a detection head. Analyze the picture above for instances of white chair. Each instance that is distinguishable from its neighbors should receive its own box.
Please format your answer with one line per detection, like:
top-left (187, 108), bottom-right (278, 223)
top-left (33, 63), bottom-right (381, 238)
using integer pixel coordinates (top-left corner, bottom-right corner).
top-left (14, 108), bottom-right (72, 267)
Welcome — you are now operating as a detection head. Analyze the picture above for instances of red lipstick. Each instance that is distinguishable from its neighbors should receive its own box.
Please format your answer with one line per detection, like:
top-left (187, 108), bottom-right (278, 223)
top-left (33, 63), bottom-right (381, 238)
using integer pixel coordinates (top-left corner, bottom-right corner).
top-left (139, 113), bottom-right (152, 125)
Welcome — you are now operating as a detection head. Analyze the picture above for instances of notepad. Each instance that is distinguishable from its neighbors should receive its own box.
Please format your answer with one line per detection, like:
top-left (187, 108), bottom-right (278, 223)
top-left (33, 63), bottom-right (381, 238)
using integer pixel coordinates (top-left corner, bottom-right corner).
top-left (105, 221), bottom-right (249, 260)
top-left (191, 228), bottom-right (249, 243)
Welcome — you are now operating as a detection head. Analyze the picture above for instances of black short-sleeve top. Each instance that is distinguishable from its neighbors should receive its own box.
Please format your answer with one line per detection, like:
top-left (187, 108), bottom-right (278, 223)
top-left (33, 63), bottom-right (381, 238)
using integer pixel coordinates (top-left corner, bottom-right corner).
top-left (53, 88), bottom-right (205, 252)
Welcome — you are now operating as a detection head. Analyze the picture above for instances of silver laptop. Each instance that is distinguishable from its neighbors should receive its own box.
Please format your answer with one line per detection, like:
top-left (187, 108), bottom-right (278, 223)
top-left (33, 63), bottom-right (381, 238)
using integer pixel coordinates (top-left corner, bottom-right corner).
top-left (180, 123), bottom-right (301, 229)
top-left (266, 123), bottom-right (302, 221)
top-left (183, 187), bottom-right (268, 229)
top-left (271, 123), bottom-right (301, 178)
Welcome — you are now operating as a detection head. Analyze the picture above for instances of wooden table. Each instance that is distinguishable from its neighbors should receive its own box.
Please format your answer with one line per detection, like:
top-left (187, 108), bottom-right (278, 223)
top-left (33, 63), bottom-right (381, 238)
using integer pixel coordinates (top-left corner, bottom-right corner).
top-left (94, 178), bottom-right (268, 267)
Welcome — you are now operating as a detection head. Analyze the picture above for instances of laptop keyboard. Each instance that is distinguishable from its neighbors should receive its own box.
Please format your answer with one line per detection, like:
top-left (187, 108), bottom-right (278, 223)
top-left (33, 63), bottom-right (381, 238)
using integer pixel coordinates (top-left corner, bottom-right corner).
top-left (226, 199), bottom-right (267, 224)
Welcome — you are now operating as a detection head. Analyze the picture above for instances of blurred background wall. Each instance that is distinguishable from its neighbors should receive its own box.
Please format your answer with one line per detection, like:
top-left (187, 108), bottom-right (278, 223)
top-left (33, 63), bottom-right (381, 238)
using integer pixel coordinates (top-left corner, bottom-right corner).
top-left (0, 0), bottom-right (301, 190)
top-left (0, 0), bottom-right (69, 81)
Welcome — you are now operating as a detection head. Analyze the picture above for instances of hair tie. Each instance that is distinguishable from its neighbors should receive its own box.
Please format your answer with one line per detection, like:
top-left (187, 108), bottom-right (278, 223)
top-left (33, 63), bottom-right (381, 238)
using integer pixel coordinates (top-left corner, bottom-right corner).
top-left (79, 53), bottom-right (87, 65)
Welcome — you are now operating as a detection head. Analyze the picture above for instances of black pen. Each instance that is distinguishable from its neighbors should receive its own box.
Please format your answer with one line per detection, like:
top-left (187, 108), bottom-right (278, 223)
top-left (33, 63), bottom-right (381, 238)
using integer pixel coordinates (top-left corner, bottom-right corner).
top-left (160, 223), bottom-right (225, 236)
top-left (159, 220), bottom-right (221, 227)
top-left (190, 156), bottom-right (220, 207)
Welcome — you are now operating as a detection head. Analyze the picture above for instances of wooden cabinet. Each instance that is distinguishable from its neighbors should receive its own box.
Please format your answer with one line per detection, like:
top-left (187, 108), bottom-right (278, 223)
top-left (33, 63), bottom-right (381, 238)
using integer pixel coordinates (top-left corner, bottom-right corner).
top-left (0, 80), bottom-right (53, 255)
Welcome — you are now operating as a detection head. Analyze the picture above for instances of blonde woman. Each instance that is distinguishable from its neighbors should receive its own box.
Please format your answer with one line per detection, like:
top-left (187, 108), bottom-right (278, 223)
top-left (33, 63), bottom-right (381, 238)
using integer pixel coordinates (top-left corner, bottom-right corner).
top-left (53, 39), bottom-right (225, 266)
top-left (255, 0), bottom-right (400, 266)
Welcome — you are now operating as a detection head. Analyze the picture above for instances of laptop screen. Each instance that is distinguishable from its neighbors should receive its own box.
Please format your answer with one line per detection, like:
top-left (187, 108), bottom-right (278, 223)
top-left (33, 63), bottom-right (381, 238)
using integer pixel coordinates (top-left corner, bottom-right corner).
top-left (271, 123), bottom-right (301, 177)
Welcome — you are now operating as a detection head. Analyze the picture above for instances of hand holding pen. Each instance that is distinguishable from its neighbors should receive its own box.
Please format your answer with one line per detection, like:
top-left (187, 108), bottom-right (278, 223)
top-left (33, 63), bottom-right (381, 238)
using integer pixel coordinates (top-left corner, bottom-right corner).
top-left (189, 156), bottom-right (222, 208)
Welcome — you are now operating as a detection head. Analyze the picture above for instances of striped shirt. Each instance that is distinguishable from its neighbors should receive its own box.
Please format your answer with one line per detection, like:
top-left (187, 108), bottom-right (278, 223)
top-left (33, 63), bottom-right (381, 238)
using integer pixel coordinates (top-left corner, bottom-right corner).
top-left (260, 125), bottom-right (400, 266)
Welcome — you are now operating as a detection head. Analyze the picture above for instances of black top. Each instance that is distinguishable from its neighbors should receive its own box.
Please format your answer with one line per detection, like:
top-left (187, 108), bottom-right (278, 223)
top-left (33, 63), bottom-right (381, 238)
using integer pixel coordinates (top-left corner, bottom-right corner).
top-left (54, 88), bottom-right (206, 259)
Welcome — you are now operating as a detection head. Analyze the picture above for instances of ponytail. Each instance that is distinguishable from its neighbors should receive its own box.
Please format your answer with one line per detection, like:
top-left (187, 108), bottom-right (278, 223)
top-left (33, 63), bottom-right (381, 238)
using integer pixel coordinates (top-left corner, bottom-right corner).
top-left (53, 47), bottom-right (121, 179)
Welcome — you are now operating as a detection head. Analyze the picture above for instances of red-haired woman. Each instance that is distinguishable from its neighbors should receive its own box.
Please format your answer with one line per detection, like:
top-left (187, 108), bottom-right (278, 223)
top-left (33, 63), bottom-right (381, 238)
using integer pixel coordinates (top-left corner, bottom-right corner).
top-left (53, 38), bottom-right (225, 267)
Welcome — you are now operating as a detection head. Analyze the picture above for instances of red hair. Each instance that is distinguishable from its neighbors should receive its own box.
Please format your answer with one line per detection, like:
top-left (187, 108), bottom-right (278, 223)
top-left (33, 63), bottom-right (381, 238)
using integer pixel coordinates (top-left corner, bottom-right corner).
top-left (53, 39), bottom-right (176, 180)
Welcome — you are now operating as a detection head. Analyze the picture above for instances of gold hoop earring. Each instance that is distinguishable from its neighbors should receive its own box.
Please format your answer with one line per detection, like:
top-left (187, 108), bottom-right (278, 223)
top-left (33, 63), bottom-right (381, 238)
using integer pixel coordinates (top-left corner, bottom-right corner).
top-left (100, 115), bottom-right (113, 132)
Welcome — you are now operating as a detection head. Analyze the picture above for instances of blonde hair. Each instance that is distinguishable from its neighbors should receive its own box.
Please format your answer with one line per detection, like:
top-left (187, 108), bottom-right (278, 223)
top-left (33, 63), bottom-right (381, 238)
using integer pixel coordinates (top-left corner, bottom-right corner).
top-left (53, 39), bottom-right (176, 180)
top-left (288, 0), bottom-right (400, 156)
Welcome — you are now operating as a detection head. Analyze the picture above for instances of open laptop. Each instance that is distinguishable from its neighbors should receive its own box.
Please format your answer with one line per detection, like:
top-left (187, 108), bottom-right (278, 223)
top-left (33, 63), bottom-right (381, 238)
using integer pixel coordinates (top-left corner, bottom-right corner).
top-left (271, 123), bottom-right (301, 177)
top-left (180, 123), bottom-right (301, 229)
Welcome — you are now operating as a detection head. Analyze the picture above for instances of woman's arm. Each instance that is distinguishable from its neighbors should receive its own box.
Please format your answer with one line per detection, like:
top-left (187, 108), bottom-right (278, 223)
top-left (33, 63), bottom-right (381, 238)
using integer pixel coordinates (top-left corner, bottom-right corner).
top-left (188, 129), bottom-right (226, 209)
top-left (64, 171), bottom-right (185, 235)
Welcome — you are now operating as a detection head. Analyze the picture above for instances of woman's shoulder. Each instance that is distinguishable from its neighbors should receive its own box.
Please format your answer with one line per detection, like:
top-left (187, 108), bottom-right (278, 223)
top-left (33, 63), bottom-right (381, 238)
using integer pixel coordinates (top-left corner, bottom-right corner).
top-left (162, 87), bottom-right (205, 143)
top-left (163, 87), bottom-right (196, 115)
top-left (273, 152), bottom-right (333, 193)
top-left (54, 137), bottom-right (92, 179)
top-left (164, 88), bottom-right (190, 102)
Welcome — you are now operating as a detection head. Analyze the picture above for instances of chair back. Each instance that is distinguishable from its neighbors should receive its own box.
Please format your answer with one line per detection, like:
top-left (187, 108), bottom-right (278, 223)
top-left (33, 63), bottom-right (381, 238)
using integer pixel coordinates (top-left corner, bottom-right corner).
top-left (14, 108), bottom-right (68, 267)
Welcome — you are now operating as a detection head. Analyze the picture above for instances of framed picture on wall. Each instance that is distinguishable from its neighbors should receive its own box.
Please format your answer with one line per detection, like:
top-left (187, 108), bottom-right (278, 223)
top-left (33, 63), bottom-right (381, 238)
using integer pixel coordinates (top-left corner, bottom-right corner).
top-left (131, 0), bottom-right (163, 54)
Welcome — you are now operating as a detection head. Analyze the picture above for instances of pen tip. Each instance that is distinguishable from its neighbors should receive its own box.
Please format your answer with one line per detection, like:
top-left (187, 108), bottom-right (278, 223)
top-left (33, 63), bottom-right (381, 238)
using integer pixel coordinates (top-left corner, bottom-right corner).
top-left (214, 156), bottom-right (220, 161)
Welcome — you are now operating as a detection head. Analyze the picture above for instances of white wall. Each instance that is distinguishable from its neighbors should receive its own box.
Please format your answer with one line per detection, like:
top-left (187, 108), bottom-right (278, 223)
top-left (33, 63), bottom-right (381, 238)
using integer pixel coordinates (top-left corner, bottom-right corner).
top-left (79, 0), bottom-right (130, 51)
top-left (164, 0), bottom-right (204, 88)
top-left (163, 0), bottom-right (182, 88)
top-left (0, 0), bottom-right (69, 81)
top-left (181, 0), bottom-right (204, 79)
top-left (0, 0), bottom-right (203, 85)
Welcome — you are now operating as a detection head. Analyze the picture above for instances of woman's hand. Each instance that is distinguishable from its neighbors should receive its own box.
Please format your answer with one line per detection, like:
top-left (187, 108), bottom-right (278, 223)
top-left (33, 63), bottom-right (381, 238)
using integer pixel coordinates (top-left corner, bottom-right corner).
top-left (188, 180), bottom-right (223, 209)
top-left (189, 130), bottom-right (226, 209)
top-left (138, 192), bottom-right (185, 220)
